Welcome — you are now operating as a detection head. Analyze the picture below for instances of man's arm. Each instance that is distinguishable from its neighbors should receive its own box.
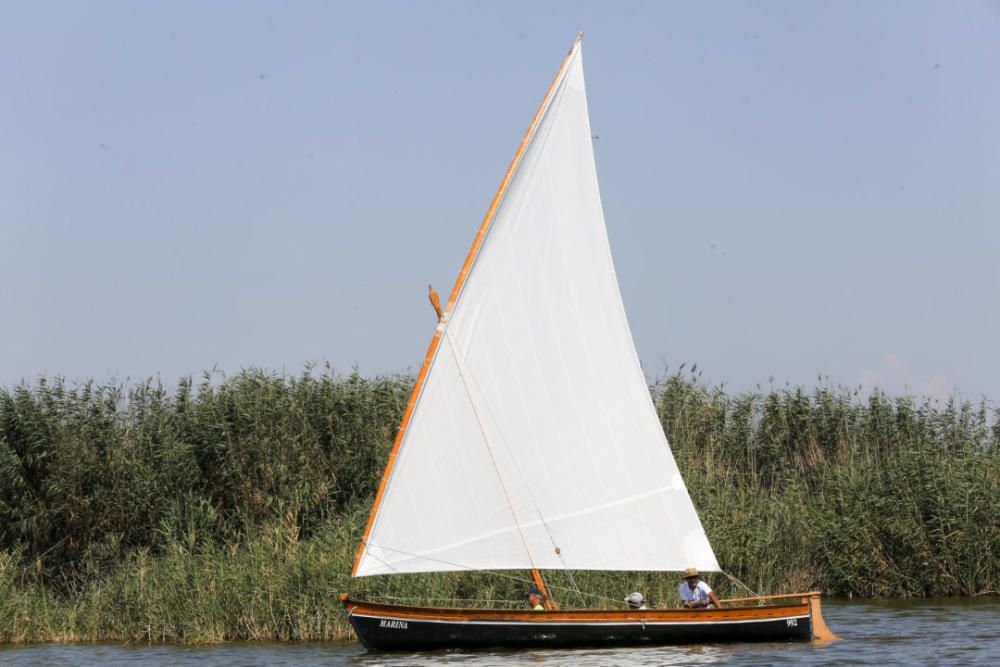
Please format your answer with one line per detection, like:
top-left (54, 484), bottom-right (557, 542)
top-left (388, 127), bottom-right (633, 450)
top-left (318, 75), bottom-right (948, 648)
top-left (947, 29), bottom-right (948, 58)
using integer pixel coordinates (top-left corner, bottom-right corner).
top-left (708, 590), bottom-right (722, 608)
top-left (682, 592), bottom-right (708, 608)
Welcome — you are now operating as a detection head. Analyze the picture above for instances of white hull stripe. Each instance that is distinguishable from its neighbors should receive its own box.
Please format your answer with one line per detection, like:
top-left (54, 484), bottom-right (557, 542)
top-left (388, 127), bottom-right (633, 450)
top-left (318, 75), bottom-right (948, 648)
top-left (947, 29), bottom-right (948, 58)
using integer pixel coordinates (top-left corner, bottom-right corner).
top-left (352, 613), bottom-right (811, 627)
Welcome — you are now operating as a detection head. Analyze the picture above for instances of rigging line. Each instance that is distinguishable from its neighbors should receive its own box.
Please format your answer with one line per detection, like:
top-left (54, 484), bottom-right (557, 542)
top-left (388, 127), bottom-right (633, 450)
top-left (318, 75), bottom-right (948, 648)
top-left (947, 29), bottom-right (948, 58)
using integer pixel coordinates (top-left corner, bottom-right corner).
top-left (723, 570), bottom-right (760, 598)
top-left (370, 600), bottom-right (528, 611)
top-left (361, 541), bottom-right (625, 606)
top-left (560, 566), bottom-right (587, 608)
top-left (347, 548), bottom-right (401, 596)
top-left (353, 37), bottom-right (579, 578)
top-left (442, 326), bottom-right (587, 609)
top-left (441, 327), bottom-right (580, 586)
top-left (441, 328), bottom-right (539, 574)
top-left (363, 549), bottom-right (403, 576)
top-left (372, 596), bottom-right (521, 603)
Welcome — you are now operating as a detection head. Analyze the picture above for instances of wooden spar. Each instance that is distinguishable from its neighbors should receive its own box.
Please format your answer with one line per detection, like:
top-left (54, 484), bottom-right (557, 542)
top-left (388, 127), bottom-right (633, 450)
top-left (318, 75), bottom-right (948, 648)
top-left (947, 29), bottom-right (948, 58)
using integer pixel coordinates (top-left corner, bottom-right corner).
top-left (351, 34), bottom-right (583, 576)
top-left (437, 33), bottom-right (583, 329)
top-left (427, 284), bottom-right (443, 321)
top-left (718, 590), bottom-right (824, 604)
top-left (530, 569), bottom-right (559, 610)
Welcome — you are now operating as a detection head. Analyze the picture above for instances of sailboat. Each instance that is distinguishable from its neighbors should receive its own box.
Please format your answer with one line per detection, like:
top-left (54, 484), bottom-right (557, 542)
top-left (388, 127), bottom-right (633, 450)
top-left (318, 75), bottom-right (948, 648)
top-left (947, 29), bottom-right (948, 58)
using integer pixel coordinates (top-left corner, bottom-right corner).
top-left (340, 35), bottom-right (836, 651)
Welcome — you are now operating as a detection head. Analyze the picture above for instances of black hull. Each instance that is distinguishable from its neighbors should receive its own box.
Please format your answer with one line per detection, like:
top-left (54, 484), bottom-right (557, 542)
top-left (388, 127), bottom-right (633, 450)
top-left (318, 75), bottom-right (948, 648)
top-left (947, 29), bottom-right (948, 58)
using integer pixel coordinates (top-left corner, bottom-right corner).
top-left (344, 601), bottom-right (813, 651)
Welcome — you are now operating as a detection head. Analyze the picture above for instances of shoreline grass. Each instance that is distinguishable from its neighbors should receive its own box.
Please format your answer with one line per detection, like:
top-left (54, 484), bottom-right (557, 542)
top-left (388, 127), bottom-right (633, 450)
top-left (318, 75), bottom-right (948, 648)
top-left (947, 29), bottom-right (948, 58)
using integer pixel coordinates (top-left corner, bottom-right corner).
top-left (1, 368), bottom-right (997, 642)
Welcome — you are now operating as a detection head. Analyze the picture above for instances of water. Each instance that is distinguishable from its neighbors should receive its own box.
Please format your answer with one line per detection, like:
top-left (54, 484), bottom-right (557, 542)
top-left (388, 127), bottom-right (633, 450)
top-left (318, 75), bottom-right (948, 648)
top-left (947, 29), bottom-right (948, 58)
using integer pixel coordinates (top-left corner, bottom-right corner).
top-left (1, 599), bottom-right (997, 666)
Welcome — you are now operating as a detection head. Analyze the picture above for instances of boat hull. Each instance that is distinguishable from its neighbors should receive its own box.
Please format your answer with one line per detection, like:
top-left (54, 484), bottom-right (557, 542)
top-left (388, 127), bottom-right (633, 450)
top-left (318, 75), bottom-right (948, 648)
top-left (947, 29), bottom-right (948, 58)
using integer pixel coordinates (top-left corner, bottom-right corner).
top-left (341, 597), bottom-right (814, 651)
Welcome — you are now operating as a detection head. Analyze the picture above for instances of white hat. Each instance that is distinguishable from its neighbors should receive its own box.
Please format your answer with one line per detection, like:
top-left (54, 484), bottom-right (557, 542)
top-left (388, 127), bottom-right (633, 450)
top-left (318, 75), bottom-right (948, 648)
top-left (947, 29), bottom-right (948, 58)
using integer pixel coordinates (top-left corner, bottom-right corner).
top-left (624, 592), bottom-right (644, 605)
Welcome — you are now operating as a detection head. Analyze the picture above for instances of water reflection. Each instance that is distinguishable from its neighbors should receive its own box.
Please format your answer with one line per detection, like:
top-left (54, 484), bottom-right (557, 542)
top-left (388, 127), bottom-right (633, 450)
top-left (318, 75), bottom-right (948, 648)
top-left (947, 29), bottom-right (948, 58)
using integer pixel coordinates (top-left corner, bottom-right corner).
top-left (354, 643), bottom-right (725, 667)
top-left (1, 599), bottom-right (998, 666)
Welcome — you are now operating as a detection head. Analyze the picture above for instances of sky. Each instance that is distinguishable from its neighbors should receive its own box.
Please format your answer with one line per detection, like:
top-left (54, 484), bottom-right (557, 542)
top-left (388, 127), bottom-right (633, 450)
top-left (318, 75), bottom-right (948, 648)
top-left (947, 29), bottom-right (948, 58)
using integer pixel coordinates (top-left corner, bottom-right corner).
top-left (2, 1), bottom-right (998, 401)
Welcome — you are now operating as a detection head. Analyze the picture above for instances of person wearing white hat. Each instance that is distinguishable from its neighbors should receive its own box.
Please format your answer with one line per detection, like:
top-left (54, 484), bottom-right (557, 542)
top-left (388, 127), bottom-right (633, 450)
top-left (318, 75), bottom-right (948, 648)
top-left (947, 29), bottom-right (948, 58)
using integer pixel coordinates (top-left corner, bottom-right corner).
top-left (624, 592), bottom-right (647, 610)
top-left (679, 567), bottom-right (722, 609)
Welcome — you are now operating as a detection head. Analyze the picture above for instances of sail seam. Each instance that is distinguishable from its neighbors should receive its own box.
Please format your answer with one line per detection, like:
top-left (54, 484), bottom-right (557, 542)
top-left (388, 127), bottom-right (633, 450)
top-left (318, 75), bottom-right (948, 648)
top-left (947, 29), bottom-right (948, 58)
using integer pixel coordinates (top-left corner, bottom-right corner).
top-left (358, 485), bottom-right (714, 574)
top-left (359, 541), bottom-right (624, 605)
top-left (442, 274), bottom-right (586, 597)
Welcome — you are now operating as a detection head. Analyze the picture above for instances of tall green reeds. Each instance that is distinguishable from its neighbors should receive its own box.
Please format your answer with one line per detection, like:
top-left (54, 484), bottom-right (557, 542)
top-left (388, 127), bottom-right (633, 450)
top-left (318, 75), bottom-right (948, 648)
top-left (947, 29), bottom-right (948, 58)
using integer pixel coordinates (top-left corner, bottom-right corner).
top-left (656, 372), bottom-right (1000, 597)
top-left (0, 367), bottom-right (997, 642)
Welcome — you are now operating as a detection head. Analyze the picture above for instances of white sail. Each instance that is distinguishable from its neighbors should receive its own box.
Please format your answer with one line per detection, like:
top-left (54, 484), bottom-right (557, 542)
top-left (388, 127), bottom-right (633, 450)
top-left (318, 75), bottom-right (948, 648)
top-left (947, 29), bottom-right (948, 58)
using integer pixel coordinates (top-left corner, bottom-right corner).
top-left (354, 40), bottom-right (719, 577)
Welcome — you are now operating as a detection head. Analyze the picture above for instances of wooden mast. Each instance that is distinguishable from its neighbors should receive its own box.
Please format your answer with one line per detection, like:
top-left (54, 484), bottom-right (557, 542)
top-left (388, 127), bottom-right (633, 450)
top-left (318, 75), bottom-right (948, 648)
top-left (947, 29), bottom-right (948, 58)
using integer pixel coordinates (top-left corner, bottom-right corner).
top-left (351, 34), bottom-right (584, 577)
top-left (531, 569), bottom-right (558, 610)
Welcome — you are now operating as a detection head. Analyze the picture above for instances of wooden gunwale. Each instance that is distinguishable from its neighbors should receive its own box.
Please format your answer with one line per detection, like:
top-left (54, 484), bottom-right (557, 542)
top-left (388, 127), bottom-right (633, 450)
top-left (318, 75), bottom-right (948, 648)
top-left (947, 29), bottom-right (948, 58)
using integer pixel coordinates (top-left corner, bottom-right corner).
top-left (351, 34), bottom-right (584, 577)
top-left (341, 597), bottom-right (809, 624)
top-left (719, 590), bottom-right (822, 604)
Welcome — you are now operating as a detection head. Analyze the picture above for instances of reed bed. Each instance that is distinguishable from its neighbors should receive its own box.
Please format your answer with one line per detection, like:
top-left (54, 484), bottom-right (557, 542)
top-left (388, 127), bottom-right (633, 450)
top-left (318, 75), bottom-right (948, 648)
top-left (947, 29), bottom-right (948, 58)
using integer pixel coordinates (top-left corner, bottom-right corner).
top-left (0, 367), bottom-right (997, 642)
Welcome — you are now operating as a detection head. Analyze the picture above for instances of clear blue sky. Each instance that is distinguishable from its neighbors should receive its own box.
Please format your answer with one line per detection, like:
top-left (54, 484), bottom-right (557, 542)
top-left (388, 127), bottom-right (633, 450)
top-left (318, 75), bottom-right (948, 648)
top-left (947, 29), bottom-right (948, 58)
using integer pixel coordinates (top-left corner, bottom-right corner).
top-left (2, 1), bottom-right (998, 400)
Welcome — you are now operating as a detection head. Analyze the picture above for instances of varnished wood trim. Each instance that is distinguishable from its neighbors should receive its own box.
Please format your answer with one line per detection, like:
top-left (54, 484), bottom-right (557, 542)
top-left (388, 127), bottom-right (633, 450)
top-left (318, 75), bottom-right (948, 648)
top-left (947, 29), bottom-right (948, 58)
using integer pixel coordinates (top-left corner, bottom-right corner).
top-left (341, 598), bottom-right (809, 624)
top-left (719, 590), bottom-right (822, 604)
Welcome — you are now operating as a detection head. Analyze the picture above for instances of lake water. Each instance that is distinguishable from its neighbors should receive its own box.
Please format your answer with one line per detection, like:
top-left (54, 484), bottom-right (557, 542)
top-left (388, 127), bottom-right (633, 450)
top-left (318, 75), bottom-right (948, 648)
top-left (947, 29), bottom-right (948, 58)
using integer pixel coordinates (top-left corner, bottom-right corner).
top-left (1, 598), bottom-right (997, 666)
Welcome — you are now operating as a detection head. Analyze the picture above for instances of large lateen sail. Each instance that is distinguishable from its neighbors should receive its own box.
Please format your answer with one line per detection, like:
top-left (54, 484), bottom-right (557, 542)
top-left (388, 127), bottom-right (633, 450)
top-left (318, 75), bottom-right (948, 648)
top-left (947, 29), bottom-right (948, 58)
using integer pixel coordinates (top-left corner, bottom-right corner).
top-left (353, 39), bottom-right (719, 577)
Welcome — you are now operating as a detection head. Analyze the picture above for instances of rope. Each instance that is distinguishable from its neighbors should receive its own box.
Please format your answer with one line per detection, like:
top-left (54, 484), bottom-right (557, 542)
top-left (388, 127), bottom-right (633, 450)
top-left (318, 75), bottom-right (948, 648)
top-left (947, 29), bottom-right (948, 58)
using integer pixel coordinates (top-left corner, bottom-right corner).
top-left (372, 596), bottom-right (521, 603)
top-left (358, 541), bottom-right (625, 606)
top-left (357, 544), bottom-right (762, 610)
top-left (364, 595), bottom-right (528, 608)
top-left (361, 329), bottom-right (726, 613)
top-left (442, 330), bottom-right (539, 574)
top-left (363, 548), bottom-right (402, 575)
top-left (560, 568), bottom-right (587, 607)
top-left (442, 328), bottom-right (583, 606)
top-left (723, 570), bottom-right (761, 598)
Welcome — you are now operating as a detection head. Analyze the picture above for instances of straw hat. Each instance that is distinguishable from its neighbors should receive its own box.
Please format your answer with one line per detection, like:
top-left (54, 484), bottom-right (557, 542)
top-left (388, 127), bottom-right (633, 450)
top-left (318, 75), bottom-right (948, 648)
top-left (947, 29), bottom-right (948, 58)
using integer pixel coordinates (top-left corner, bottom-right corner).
top-left (683, 567), bottom-right (700, 579)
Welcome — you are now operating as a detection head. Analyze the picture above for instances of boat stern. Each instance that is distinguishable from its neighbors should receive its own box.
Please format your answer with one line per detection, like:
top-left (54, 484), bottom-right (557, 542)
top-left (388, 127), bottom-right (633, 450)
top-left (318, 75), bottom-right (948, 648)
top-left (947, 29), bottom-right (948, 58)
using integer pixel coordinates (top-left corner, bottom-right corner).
top-left (807, 592), bottom-right (839, 641)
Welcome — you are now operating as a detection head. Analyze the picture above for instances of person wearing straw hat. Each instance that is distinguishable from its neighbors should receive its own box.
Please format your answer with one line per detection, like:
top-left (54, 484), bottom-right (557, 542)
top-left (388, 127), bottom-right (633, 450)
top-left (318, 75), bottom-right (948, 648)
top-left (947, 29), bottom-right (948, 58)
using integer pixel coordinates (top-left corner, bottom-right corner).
top-left (679, 567), bottom-right (722, 609)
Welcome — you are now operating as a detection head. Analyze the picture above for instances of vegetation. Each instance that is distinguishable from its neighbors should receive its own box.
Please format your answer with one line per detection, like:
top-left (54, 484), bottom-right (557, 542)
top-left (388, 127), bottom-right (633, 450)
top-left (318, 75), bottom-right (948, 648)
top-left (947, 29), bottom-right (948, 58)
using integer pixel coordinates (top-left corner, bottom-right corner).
top-left (0, 367), bottom-right (997, 642)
